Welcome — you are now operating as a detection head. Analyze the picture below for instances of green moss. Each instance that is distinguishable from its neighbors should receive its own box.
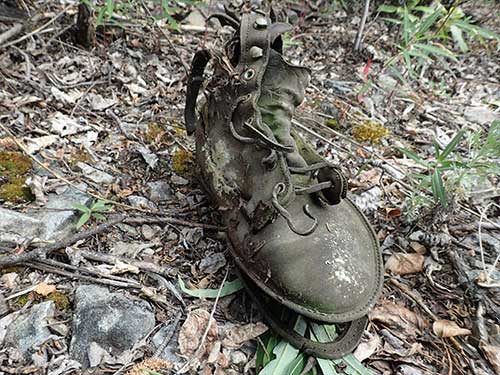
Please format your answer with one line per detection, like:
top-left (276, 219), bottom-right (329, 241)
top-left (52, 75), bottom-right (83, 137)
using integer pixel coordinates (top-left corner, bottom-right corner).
top-left (325, 118), bottom-right (340, 129)
top-left (352, 121), bottom-right (390, 143)
top-left (171, 149), bottom-right (194, 177)
top-left (45, 291), bottom-right (71, 311)
top-left (0, 151), bottom-right (34, 203)
top-left (12, 293), bottom-right (32, 309)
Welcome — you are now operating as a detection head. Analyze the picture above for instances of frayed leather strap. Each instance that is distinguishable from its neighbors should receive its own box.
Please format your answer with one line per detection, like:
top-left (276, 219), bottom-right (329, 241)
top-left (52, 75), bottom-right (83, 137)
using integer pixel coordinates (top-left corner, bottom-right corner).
top-left (184, 49), bottom-right (210, 135)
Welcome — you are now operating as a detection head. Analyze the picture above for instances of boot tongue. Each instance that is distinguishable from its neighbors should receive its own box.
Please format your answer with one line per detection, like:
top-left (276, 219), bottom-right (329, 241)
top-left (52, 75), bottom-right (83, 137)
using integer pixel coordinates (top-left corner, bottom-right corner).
top-left (258, 50), bottom-right (310, 169)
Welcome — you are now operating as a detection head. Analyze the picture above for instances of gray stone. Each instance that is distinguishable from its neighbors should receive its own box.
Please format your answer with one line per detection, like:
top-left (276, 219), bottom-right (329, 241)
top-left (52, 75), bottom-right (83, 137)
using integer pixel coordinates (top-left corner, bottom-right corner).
top-left (152, 324), bottom-right (183, 366)
top-left (0, 208), bottom-right (44, 245)
top-left (147, 181), bottom-right (172, 202)
top-left (32, 184), bottom-right (91, 240)
top-left (70, 285), bottom-right (155, 369)
top-left (76, 162), bottom-right (114, 184)
top-left (127, 195), bottom-right (156, 209)
top-left (199, 252), bottom-right (226, 274)
top-left (3, 301), bottom-right (58, 360)
top-left (171, 175), bottom-right (189, 186)
top-left (464, 106), bottom-right (499, 125)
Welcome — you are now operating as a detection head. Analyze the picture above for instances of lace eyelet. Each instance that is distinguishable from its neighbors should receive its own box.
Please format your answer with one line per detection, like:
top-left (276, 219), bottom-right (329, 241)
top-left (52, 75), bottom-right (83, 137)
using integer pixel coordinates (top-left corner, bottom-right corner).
top-left (243, 69), bottom-right (255, 81)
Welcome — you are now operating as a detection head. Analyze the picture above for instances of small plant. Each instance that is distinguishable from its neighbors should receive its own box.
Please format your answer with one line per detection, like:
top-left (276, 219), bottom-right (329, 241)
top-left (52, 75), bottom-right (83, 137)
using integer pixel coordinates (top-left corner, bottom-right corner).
top-left (80, 0), bottom-right (197, 30)
top-left (256, 317), bottom-right (374, 375)
top-left (399, 120), bottom-right (500, 209)
top-left (73, 199), bottom-right (112, 228)
top-left (379, 1), bottom-right (500, 78)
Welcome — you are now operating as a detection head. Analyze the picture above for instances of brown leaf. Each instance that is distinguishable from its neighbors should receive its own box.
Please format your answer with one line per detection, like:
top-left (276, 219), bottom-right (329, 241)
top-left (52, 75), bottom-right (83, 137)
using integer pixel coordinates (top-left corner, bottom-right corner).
top-left (480, 343), bottom-right (500, 374)
top-left (370, 301), bottom-right (427, 336)
top-left (178, 309), bottom-right (218, 358)
top-left (432, 320), bottom-right (471, 338)
top-left (385, 253), bottom-right (425, 275)
top-left (409, 241), bottom-right (427, 254)
top-left (353, 332), bottom-right (381, 361)
top-left (34, 282), bottom-right (56, 296)
top-left (222, 322), bottom-right (268, 348)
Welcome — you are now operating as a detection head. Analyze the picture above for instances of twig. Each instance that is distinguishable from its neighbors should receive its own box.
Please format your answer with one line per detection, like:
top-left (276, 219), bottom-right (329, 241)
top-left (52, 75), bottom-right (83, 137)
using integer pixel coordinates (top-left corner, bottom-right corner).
top-left (179, 269), bottom-right (228, 372)
top-left (0, 217), bottom-right (125, 268)
top-left (0, 23), bottom-right (23, 46)
top-left (354, 0), bottom-right (371, 51)
top-left (70, 80), bottom-right (97, 117)
top-left (24, 261), bottom-right (140, 289)
top-left (2, 6), bottom-right (72, 48)
top-left (106, 109), bottom-right (140, 141)
top-left (390, 278), bottom-right (465, 355)
top-left (79, 250), bottom-right (175, 278)
top-left (124, 217), bottom-right (224, 231)
top-left (35, 257), bottom-right (142, 285)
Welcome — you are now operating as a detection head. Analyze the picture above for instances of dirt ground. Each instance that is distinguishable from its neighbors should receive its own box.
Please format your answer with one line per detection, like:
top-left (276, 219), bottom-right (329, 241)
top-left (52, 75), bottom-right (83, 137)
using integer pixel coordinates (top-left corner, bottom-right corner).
top-left (0, 1), bottom-right (499, 374)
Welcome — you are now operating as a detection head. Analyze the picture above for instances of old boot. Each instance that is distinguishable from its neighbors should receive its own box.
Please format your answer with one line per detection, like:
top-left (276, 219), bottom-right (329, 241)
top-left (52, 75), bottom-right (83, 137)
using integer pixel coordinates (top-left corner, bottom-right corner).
top-left (184, 11), bottom-right (383, 359)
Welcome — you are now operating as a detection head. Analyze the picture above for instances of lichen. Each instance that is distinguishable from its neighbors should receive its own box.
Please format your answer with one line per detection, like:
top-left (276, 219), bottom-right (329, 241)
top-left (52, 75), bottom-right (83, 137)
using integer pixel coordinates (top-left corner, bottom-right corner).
top-left (145, 123), bottom-right (167, 144)
top-left (352, 121), bottom-right (390, 143)
top-left (171, 149), bottom-right (194, 177)
top-left (0, 151), bottom-right (34, 203)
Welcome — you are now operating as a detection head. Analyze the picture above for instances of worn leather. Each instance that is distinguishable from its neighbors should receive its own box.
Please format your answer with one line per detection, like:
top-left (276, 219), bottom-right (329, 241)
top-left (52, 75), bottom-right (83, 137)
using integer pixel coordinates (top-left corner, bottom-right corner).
top-left (185, 11), bottom-right (383, 358)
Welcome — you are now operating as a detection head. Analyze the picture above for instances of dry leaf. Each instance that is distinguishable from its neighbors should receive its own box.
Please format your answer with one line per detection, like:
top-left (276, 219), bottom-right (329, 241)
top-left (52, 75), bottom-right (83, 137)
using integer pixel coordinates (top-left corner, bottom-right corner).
top-left (480, 343), bottom-right (500, 374)
top-left (433, 320), bottom-right (471, 338)
top-left (34, 282), bottom-right (56, 296)
top-left (370, 301), bottom-right (427, 336)
top-left (409, 242), bottom-right (427, 254)
top-left (179, 309), bottom-right (218, 358)
top-left (222, 322), bottom-right (268, 348)
top-left (110, 260), bottom-right (140, 275)
top-left (385, 253), bottom-right (425, 275)
top-left (353, 332), bottom-right (381, 361)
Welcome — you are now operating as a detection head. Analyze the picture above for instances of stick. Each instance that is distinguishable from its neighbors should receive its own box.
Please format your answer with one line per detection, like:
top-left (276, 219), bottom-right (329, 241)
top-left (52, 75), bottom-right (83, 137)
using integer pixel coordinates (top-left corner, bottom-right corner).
top-left (0, 217), bottom-right (124, 268)
top-left (354, 0), bottom-right (371, 51)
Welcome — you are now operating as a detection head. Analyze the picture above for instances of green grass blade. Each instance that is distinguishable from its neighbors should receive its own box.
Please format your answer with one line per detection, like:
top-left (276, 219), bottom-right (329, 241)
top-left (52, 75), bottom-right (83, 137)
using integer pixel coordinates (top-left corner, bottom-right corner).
top-left (431, 169), bottom-right (447, 207)
top-left (260, 317), bottom-right (307, 375)
top-left (177, 276), bottom-right (243, 298)
top-left (76, 212), bottom-right (91, 228)
top-left (440, 130), bottom-right (465, 160)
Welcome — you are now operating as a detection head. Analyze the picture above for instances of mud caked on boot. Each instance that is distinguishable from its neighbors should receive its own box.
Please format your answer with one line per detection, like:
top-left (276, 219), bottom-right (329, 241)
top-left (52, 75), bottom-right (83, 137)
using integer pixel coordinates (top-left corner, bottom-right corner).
top-left (184, 9), bottom-right (383, 359)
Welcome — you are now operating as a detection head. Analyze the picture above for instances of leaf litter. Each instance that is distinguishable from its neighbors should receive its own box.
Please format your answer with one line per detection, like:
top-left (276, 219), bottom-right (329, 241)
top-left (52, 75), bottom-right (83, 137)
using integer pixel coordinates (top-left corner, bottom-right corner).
top-left (0, 1), bottom-right (499, 374)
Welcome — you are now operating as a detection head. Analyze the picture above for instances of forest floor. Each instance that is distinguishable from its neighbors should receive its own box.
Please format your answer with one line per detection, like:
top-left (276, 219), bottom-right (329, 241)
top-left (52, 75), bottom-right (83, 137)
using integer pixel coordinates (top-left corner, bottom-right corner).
top-left (0, 1), bottom-right (499, 375)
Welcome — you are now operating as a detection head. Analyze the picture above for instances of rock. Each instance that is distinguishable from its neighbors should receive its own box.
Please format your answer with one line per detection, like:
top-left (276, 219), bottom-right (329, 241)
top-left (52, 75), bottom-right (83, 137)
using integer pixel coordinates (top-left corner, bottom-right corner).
top-left (32, 184), bottom-right (91, 240)
top-left (0, 208), bottom-right (44, 244)
top-left (464, 106), bottom-right (499, 125)
top-left (147, 181), bottom-right (173, 202)
top-left (70, 285), bottom-right (155, 369)
top-left (110, 241), bottom-right (154, 257)
top-left (171, 175), bottom-right (189, 186)
top-left (3, 301), bottom-right (58, 360)
top-left (127, 195), bottom-right (156, 209)
top-left (1, 272), bottom-right (18, 289)
top-left (141, 224), bottom-right (156, 240)
top-left (76, 162), bottom-right (114, 184)
top-left (230, 350), bottom-right (247, 366)
top-left (152, 324), bottom-right (183, 366)
top-left (184, 9), bottom-right (205, 27)
top-left (199, 253), bottom-right (226, 274)
top-left (0, 293), bottom-right (8, 316)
